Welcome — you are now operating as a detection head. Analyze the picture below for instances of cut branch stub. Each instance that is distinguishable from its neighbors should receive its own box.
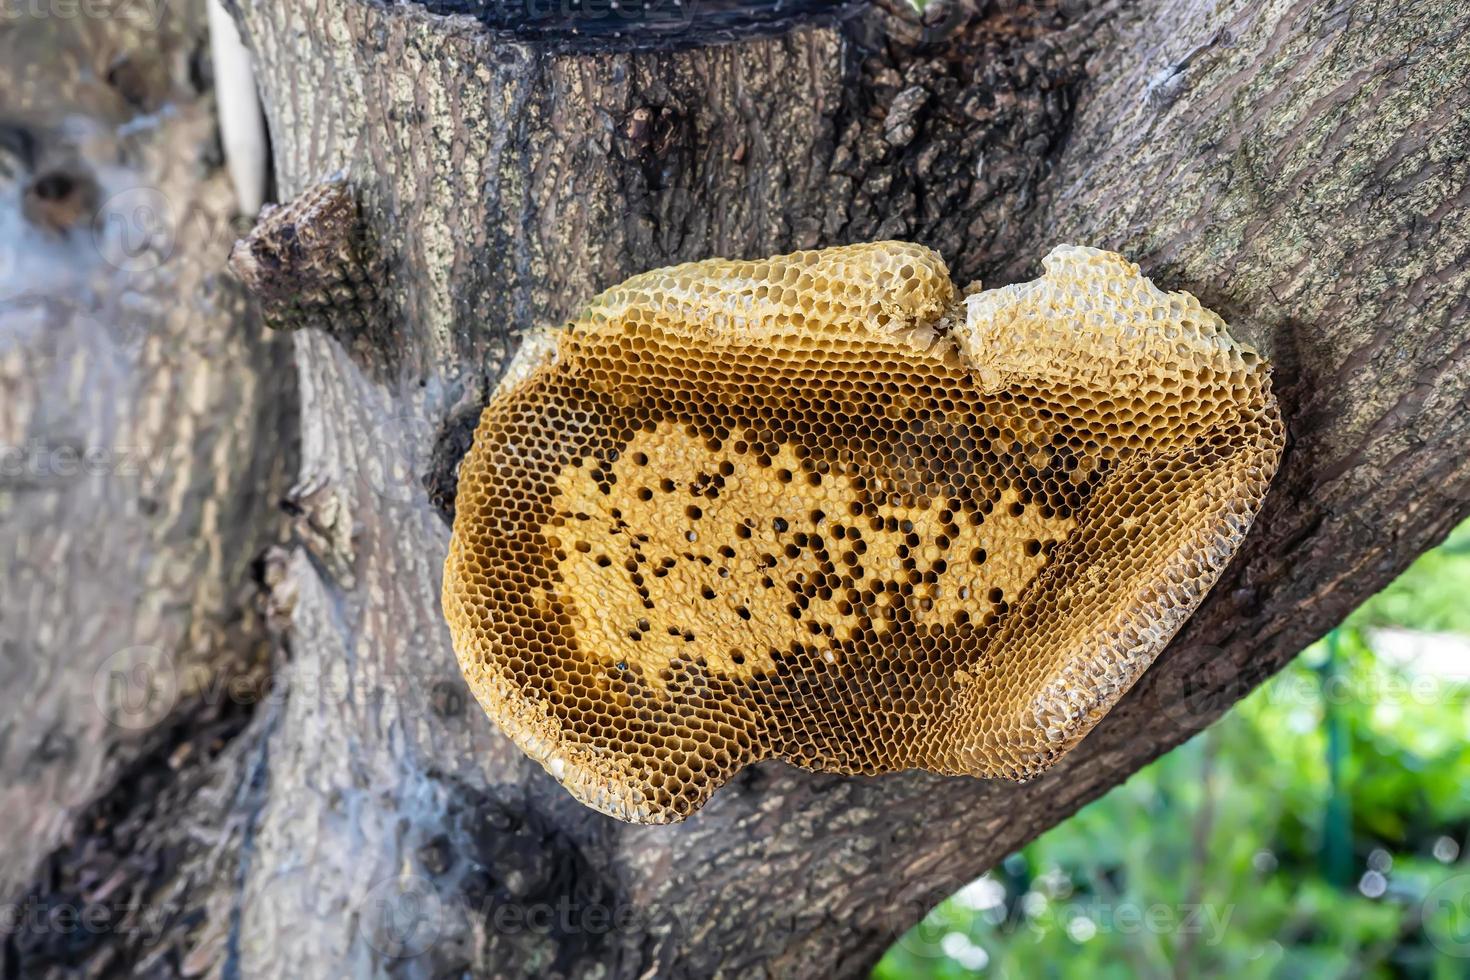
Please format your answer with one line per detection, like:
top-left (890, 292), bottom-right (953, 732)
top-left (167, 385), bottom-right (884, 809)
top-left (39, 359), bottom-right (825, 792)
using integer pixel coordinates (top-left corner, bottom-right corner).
top-left (228, 174), bottom-right (389, 352)
top-left (442, 242), bottom-right (1285, 824)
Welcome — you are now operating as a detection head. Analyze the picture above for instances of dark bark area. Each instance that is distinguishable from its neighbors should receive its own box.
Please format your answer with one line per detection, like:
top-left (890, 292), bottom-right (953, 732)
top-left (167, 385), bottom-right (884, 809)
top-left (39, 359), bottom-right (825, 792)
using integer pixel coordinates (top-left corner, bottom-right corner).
top-left (3, 0), bottom-right (1469, 977)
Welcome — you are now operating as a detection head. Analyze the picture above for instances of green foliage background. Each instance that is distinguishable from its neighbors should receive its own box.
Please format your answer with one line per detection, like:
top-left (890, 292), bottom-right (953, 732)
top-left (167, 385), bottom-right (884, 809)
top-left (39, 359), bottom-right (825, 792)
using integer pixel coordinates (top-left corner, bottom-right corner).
top-left (876, 520), bottom-right (1470, 978)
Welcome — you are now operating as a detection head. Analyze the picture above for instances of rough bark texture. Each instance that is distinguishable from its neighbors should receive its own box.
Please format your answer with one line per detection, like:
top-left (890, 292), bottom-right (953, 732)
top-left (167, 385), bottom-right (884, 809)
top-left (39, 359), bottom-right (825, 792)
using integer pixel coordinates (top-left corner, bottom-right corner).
top-left (3, 0), bottom-right (1469, 977)
top-left (0, 1), bottom-right (296, 969)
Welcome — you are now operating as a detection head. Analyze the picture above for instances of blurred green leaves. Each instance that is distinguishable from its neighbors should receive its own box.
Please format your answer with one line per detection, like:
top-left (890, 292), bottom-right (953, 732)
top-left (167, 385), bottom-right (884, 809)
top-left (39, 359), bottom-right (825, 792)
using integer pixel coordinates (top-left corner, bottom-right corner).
top-left (876, 519), bottom-right (1470, 978)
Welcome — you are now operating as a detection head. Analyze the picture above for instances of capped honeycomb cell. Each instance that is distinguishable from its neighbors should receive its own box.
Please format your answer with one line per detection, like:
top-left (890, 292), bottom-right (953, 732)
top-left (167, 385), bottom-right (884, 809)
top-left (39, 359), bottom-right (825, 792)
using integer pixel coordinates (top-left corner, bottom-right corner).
top-left (442, 242), bottom-right (1284, 824)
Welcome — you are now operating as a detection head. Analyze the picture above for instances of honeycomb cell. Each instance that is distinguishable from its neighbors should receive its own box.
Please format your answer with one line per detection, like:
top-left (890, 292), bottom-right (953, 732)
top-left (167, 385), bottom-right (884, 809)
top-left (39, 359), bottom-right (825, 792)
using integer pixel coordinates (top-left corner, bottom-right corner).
top-left (442, 242), bottom-right (1285, 824)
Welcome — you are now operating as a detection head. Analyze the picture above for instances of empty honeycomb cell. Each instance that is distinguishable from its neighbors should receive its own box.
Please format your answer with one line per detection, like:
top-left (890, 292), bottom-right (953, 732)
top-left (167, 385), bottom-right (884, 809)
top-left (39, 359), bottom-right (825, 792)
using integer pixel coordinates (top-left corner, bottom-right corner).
top-left (442, 241), bottom-right (1285, 824)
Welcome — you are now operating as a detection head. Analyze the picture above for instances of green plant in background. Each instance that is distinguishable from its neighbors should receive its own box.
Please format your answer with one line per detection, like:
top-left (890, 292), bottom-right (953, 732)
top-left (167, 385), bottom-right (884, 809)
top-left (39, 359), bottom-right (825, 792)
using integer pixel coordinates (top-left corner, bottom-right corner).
top-left (877, 519), bottom-right (1470, 979)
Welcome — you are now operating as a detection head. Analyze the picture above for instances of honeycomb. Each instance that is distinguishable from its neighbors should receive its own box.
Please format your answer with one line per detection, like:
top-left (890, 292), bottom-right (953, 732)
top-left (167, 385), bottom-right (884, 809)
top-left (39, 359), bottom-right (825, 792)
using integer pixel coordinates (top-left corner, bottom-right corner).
top-left (442, 243), bottom-right (1284, 824)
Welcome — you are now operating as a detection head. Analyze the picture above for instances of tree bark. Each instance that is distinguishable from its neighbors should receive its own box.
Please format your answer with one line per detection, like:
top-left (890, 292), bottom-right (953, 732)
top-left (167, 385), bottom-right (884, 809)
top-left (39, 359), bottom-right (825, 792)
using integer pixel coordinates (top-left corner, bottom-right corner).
top-left (5, 0), bottom-right (1470, 977)
top-left (0, 0), bottom-right (296, 969)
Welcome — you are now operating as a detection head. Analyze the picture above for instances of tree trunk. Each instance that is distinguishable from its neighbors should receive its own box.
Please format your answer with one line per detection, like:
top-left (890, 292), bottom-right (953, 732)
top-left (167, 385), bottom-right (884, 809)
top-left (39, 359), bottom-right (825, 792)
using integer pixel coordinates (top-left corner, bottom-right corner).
top-left (5, 0), bottom-right (1469, 977)
top-left (1, 1), bottom-right (297, 971)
